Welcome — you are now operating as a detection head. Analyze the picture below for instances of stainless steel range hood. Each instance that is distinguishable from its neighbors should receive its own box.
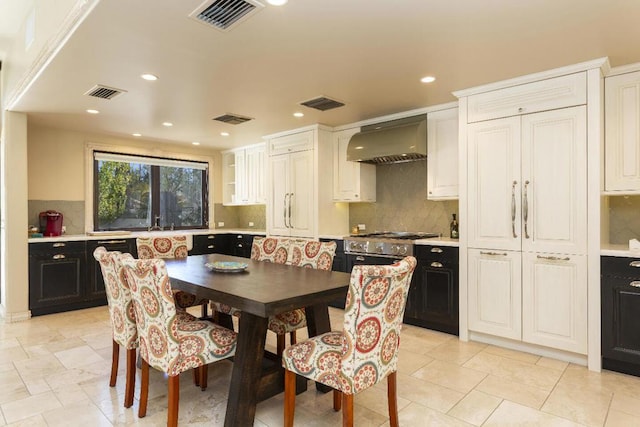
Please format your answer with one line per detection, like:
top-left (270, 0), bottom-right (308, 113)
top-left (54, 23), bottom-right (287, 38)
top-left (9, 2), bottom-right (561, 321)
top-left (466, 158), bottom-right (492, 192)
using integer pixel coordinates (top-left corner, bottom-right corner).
top-left (347, 115), bottom-right (427, 164)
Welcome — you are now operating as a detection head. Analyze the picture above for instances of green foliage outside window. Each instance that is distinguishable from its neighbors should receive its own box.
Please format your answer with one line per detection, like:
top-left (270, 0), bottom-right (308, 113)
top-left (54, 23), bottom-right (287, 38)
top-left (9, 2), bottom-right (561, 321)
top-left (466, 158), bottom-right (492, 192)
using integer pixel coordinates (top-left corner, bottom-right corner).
top-left (97, 161), bottom-right (133, 224)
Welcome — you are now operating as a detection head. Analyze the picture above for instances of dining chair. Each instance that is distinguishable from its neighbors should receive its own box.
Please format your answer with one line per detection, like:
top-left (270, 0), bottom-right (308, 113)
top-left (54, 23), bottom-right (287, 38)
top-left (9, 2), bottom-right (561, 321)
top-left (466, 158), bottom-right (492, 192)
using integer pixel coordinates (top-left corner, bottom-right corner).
top-left (136, 236), bottom-right (210, 317)
top-left (282, 256), bottom-right (417, 427)
top-left (92, 247), bottom-right (138, 408)
top-left (120, 255), bottom-right (238, 427)
top-left (269, 239), bottom-right (337, 356)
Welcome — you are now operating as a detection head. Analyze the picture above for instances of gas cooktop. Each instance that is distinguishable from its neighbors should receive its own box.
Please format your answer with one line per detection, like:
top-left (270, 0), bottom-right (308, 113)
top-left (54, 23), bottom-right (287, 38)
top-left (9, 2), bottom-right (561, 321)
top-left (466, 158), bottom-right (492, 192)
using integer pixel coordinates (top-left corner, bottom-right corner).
top-left (344, 231), bottom-right (440, 257)
top-left (348, 231), bottom-right (440, 240)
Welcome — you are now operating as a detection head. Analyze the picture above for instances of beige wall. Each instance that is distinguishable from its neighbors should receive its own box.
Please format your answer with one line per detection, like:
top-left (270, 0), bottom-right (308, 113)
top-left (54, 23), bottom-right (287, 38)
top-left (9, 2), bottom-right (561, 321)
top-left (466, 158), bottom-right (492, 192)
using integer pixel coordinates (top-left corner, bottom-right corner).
top-left (27, 123), bottom-right (223, 203)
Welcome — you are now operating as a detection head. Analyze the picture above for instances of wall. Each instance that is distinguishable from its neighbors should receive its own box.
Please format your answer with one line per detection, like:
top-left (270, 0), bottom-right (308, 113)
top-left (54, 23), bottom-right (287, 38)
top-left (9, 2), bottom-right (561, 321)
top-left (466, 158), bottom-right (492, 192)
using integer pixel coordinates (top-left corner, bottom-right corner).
top-left (349, 160), bottom-right (458, 236)
top-left (608, 195), bottom-right (640, 244)
top-left (27, 124), bottom-right (222, 232)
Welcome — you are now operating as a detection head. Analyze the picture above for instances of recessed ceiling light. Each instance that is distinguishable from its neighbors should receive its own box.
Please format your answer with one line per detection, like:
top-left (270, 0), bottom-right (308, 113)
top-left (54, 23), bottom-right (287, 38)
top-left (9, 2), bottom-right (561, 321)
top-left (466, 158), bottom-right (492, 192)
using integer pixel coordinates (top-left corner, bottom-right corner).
top-left (220, 132), bottom-right (230, 136)
top-left (267, 0), bottom-right (288, 5)
top-left (293, 112), bottom-right (304, 118)
top-left (141, 73), bottom-right (158, 81)
top-left (132, 133), bottom-right (142, 137)
top-left (420, 76), bottom-right (436, 83)
top-left (86, 109), bottom-right (99, 114)
top-left (192, 141), bottom-right (200, 146)
top-left (162, 122), bottom-right (173, 127)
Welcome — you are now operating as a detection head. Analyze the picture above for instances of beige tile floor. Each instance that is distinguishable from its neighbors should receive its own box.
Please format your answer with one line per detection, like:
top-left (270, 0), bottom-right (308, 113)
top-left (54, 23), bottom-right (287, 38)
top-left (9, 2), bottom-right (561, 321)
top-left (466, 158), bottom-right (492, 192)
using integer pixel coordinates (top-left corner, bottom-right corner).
top-left (2, 306), bottom-right (640, 426)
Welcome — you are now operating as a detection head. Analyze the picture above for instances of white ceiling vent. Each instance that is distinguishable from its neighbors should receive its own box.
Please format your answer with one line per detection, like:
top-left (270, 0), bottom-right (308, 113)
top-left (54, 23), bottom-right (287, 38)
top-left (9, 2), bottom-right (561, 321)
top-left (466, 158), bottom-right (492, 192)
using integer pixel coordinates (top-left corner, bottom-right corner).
top-left (84, 85), bottom-right (127, 100)
top-left (189, 0), bottom-right (264, 32)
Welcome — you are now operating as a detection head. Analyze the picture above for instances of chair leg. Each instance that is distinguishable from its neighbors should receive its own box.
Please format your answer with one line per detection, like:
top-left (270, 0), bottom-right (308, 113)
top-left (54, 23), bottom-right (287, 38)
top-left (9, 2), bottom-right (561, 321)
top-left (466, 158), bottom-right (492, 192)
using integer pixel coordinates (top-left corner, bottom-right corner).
top-left (284, 369), bottom-right (296, 427)
top-left (193, 368), bottom-right (200, 387)
top-left (139, 359), bottom-right (150, 418)
top-left (200, 364), bottom-right (208, 391)
top-left (277, 334), bottom-right (285, 357)
top-left (110, 340), bottom-right (119, 387)
top-left (333, 389), bottom-right (342, 411)
top-left (290, 331), bottom-right (297, 345)
top-left (168, 375), bottom-right (180, 427)
top-left (124, 348), bottom-right (136, 408)
top-left (201, 302), bottom-right (208, 319)
top-left (387, 371), bottom-right (399, 427)
top-left (342, 393), bottom-right (354, 427)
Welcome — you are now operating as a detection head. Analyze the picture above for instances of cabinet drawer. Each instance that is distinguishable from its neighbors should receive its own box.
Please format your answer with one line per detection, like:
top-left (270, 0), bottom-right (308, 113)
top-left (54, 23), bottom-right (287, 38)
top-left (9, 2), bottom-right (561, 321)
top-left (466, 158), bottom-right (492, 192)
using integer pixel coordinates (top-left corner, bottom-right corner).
top-left (29, 241), bottom-right (86, 255)
top-left (415, 245), bottom-right (458, 261)
top-left (602, 256), bottom-right (640, 279)
top-left (192, 234), bottom-right (217, 254)
top-left (269, 131), bottom-right (313, 156)
top-left (467, 72), bottom-right (586, 123)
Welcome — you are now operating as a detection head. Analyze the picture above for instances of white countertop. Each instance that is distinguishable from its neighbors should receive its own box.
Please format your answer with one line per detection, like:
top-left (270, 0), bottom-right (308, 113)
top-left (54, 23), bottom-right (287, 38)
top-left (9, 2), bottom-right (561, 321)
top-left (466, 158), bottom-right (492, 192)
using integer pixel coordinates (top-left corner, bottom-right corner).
top-left (415, 237), bottom-right (460, 247)
top-left (28, 229), bottom-right (266, 243)
top-left (601, 243), bottom-right (640, 258)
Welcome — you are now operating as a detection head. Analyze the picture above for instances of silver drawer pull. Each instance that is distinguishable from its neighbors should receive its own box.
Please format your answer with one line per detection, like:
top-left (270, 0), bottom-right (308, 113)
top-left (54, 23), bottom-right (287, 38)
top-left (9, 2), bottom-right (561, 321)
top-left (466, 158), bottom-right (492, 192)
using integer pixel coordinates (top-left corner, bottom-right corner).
top-left (631, 281), bottom-right (640, 288)
top-left (430, 247), bottom-right (443, 253)
top-left (430, 262), bottom-right (443, 268)
top-left (207, 235), bottom-right (215, 239)
top-left (52, 243), bottom-right (66, 248)
top-left (630, 261), bottom-right (640, 267)
top-left (97, 240), bottom-right (126, 244)
top-left (207, 245), bottom-right (214, 249)
top-left (537, 255), bottom-right (570, 261)
top-left (52, 254), bottom-right (66, 260)
top-left (356, 256), bottom-right (365, 261)
top-left (480, 251), bottom-right (507, 256)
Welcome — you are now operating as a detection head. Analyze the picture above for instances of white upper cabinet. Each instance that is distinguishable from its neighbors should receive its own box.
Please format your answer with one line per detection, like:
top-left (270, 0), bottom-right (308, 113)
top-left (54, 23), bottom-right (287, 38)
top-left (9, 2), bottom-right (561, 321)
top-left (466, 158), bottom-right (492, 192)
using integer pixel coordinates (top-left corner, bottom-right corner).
top-left (467, 72), bottom-right (587, 123)
top-left (605, 69), bottom-right (640, 192)
top-left (427, 107), bottom-right (459, 200)
top-left (222, 143), bottom-right (266, 206)
top-left (332, 127), bottom-right (376, 202)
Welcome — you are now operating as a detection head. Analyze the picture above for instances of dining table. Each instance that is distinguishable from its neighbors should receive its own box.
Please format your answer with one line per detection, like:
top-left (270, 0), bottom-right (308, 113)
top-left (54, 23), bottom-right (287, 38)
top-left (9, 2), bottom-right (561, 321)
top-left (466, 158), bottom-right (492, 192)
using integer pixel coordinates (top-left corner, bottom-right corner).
top-left (164, 253), bottom-right (351, 427)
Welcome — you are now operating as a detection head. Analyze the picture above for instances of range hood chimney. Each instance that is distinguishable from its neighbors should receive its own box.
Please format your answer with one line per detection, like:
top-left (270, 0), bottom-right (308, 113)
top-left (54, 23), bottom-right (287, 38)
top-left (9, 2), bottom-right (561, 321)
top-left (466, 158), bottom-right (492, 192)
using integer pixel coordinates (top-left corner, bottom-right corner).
top-left (347, 115), bottom-right (427, 164)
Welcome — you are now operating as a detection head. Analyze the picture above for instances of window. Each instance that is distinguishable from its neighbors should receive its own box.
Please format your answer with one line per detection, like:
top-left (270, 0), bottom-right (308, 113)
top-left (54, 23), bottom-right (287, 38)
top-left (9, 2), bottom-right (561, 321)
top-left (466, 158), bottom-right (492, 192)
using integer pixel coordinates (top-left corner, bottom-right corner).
top-left (93, 151), bottom-right (208, 230)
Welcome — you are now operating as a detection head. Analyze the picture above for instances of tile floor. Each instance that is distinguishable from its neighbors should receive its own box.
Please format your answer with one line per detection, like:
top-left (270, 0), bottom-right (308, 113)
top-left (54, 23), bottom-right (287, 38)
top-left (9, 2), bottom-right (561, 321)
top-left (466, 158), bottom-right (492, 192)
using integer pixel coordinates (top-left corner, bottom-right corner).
top-left (1, 306), bottom-right (640, 426)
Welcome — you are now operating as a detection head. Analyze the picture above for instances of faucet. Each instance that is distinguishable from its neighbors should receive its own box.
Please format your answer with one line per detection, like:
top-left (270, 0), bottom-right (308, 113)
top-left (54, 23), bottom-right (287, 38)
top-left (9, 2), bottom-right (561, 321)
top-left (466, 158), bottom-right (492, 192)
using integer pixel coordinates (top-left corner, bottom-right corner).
top-left (148, 215), bottom-right (163, 231)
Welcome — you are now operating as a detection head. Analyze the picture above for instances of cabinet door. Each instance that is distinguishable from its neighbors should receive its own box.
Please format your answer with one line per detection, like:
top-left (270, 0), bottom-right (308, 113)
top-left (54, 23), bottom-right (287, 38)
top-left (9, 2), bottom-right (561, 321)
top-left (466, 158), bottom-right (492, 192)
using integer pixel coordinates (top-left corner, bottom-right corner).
top-left (333, 127), bottom-right (374, 201)
top-left (467, 117), bottom-right (521, 251)
top-left (521, 107), bottom-right (587, 255)
top-left (246, 144), bottom-right (266, 204)
top-left (427, 108), bottom-right (459, 200)
top-left (269, 154), bottom-right (290, 236)
top-left (602, 274), bottom-right (640, 366)
top-left (29, 252), bottom-right (86, 311)
top-left (289, 150), bottom-right (314, 237)
top-left (235, 150), bottom-right (248, 204)
top-left (468, 248), bottom-right (521, 340)
top-left (605, 71), bottom-right (640, 191)
top-left (522, 252), bottom-right (587, 354)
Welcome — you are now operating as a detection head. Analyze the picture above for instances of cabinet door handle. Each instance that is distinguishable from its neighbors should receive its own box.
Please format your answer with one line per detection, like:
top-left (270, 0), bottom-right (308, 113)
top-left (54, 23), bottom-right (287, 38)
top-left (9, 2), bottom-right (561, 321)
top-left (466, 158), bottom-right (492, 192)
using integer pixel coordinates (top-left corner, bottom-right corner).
top-left (430, 247), bottom-right (443, 253)
top-left (52, 242), bottom-right (66, 248)
top-left (52, 254), bottom-right (66, 260)
top-left (511, 180), bottom-right (518, 238)
top-left (97, 240), bottom-right (127, 244)
top-left (283, 193), bottom-right (289, 228)
top-left (537, 255), bottom-right (570, 261)
top-left (630, 281), bottom-right (640, 288)
top-left (523, 180), bottom-right (530, 239)
top-left (430, 261), bottom-right (443, 268)
top-left (630, 261), bottom-right (640, 267)
top-left (480, 251), bottom-right (508, 256)
top-left (288, 193), bottom-right (294, 228)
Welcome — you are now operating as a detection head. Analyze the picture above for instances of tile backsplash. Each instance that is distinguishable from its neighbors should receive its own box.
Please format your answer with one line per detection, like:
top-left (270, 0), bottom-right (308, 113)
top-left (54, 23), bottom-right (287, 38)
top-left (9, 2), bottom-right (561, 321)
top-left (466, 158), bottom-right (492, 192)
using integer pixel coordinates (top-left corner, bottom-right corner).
top-left (349, 160), bottom-right (458, 237)
top-left (608, 195), bottom-right (640, 244)
top-left (213, 203), bottom-right (266, 230)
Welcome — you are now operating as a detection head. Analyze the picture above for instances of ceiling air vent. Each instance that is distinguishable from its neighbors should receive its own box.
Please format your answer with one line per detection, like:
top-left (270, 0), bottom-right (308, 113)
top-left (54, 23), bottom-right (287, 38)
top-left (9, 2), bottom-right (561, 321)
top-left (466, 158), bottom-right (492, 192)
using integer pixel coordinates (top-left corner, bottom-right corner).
top-left (300, 96), bottom-right (345, 111)
top-left (189, 0), bottom-right (264, 32)
top-left (213, 113), bottom-right (254, 125)
top-left (84, 85), bottom-right (126, 100)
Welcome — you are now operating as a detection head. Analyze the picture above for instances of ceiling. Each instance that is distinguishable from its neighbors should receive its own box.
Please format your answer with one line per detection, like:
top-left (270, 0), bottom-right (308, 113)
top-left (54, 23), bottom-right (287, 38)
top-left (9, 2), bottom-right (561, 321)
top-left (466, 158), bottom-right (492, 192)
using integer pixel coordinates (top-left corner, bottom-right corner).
top-left (5, 0), bottom-right (640, 150)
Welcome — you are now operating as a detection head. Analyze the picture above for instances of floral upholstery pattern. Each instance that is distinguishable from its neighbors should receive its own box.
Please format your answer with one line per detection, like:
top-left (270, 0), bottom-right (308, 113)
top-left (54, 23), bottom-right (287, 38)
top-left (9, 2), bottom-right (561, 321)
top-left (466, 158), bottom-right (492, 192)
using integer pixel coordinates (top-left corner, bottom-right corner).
top-left (251, 236), bottom-right (292, 264)
top-left (282, 256), bottom-right (417, 395)
top-left (136, 236), bottom-right (208, 311)
top-left (120, 256), bottom-right (237, 376)
top-left (93, 247), bottom-right (138, 350)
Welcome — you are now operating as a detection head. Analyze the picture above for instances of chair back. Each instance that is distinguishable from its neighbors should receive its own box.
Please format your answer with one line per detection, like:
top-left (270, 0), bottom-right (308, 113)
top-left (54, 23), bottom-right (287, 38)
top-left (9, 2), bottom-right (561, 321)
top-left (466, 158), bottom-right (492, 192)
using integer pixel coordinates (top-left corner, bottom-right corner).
top-left (340, 256), bottom-right (417, 394)
top-left (136, 235), bottom-right (188, 259)
top-left (251, 236), bottom-right (291, 264)
top-left (93, 247), bottom-right (138, 349)
top-left (119, 256), bottom-right (185, 373)
top-left (289, 240), bottom-right (336, 270)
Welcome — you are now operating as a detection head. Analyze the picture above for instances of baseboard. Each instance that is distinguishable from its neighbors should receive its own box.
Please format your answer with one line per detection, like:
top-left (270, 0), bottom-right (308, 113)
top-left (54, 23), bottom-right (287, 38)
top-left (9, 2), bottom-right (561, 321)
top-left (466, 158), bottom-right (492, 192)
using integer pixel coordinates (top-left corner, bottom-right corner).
top-left (0, 305), bottom-right (32, 323)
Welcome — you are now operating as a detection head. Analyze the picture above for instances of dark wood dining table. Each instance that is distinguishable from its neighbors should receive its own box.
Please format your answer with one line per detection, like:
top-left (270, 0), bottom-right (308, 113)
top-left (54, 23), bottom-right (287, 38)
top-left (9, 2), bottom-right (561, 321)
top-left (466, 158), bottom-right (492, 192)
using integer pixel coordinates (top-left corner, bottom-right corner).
top-left (164, 254), bottom-right (351, 427)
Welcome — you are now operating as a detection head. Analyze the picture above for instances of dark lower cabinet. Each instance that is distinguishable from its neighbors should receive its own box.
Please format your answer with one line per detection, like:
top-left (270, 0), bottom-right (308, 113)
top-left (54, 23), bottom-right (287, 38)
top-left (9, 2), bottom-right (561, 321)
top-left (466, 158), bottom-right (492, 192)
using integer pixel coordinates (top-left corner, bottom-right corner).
top-left (231, 233), bottom-right (255, 258)
top-left (190, 233), bottom-right (218, 255)
top-left (602, 256), bottom-right (640, 376)
top-left (404, 245), bottom-right (459, 335)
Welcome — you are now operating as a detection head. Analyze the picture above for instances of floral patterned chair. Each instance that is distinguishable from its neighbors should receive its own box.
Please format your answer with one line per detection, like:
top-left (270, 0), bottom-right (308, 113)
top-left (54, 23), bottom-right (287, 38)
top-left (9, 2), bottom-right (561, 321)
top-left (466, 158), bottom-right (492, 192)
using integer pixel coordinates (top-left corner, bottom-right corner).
top-left (93, 247), bottom-right (137, 408)
top-left (120, 256), bottom-right (237, 427)
top-left (136, 236), bottom-right (209, 317)
top-left (268, 239), bottom-right (337, 355)
top-left (282, 256), bottom-right (417, 427)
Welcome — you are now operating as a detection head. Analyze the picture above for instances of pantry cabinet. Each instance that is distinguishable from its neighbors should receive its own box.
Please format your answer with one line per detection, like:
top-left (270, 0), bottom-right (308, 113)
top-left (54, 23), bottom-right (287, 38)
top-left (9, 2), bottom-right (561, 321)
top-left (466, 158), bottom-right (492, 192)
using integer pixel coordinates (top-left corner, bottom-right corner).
top-left (222, 143), bottom-right (266, 205)
top-left (605, 68), bottom-right (640, 192)
top-left (427, 107), bottom-right (459, 200)
top-left (332, 127), bottom-right (376, 202)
